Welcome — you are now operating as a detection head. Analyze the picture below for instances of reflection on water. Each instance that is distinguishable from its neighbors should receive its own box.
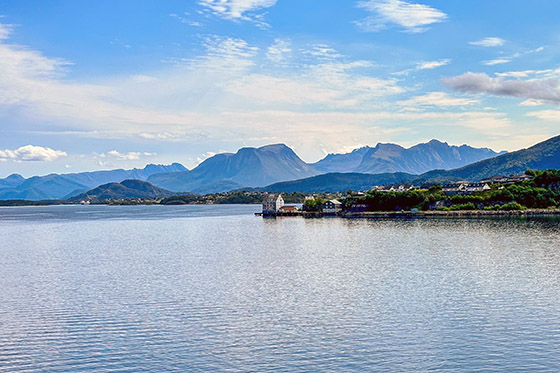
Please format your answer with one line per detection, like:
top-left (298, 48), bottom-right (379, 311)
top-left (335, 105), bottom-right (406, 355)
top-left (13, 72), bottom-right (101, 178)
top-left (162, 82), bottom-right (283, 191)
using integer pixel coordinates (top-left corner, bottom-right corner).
top-left (0, 205), bottom-right (559, 371)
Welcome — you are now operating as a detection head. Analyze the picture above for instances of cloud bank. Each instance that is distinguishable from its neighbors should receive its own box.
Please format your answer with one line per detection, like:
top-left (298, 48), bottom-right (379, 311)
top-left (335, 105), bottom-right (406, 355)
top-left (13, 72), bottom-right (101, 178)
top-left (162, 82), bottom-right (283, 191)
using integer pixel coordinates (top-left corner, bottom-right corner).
top-left (443, 72), bottom-right (560, 105)
top-left (356, 0), bottom-right (447, 33)
top-left (0, 145), bottom-right (67, 162)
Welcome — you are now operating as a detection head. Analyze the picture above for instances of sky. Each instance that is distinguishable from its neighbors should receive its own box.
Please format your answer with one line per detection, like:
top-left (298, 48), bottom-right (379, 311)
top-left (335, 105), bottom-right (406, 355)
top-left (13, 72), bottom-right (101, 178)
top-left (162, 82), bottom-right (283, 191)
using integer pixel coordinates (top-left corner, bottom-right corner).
top-left (0, 0), bottom-right (559, 177)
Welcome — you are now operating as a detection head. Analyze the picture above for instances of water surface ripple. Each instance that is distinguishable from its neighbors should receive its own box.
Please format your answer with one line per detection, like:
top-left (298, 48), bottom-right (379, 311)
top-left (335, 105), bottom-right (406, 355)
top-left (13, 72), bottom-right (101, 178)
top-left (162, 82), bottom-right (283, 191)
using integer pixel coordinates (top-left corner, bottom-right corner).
top-left (1, 205), bottom-right (560, 371)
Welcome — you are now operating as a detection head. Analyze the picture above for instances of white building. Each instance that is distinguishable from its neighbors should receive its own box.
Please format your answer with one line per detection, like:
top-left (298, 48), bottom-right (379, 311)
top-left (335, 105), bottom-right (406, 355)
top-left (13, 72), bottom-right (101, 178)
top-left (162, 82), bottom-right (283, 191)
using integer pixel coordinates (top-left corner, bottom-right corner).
top-left (464, 183), bottom-right (491, 193)
top-left (443, 181), bottom-right (490, 195)
top-left (262, 194), bottom-right (284, 213)
top-left (442, 181), bottom-right (469, 195)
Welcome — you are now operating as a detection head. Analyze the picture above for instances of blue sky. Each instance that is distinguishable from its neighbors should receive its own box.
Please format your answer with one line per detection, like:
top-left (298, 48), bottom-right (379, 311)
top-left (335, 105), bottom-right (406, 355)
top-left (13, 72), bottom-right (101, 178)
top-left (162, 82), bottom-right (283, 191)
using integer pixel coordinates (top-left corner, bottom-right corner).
top-left (0, 0), bottom-right (559, 177)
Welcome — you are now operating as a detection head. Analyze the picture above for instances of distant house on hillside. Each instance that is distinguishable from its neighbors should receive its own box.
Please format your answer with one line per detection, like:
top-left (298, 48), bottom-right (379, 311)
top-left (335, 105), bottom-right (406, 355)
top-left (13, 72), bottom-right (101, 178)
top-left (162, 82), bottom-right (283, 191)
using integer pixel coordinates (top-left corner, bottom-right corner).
top-left (442, 182), bottom-right (468, 195)
top-left (376, 184), bottom-right (416, 193)
top-left (443, 181), bottom-right (490, 195)
top-left (465, 183), bottom-right (491, 193)
top-left (481, 174), bottom-right (532, 185)
top-left (395, 184), bottom-right (415, 192)
top-left (262, 193), bottom-right (284, 213)
top-left (322, 199), bottom-right (343, 214)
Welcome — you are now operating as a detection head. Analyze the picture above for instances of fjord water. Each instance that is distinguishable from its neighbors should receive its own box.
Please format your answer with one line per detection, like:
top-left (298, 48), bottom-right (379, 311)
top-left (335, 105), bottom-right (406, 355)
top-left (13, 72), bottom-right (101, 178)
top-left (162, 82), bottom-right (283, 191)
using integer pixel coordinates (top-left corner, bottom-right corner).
top-left (1, 205), bottom-right (560, 371)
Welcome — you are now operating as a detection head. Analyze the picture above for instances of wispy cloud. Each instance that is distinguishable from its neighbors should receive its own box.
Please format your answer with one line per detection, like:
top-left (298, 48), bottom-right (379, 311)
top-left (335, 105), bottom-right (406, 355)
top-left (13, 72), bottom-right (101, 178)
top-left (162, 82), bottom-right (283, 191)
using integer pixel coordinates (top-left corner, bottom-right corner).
top-left (0, 145), bottom-right (67, 162)
top-left (199, 0), bottom-right (277, 26)
top-left (482, 46), bottom-right (545, 66)
top-left (469, 37), bottom-right (505, 47)
top-left (356, 0), bottom-right (447, 33)
top-left (495, 68), bottom-right (560, 79)
top-left (483, 58), bottom-right (511, 66)
top-left (0, 20), bottom-right (534, 162)
top-left (398, 92), bottom-right (479, 108)
top-left (266, 38), bottom-right (291, 64)
top-left (416, 59), bottom-right (451, 70)
top-left (526, 110), bottom-right (560, 122)
top-left (227, 61), bottom-right (405, 108)
top-left (520, 99), bottom-right (544, 107)
top-left (184, 35), bottom-right (259, 72)
top-left (100, 150), bottom-right (156, 161)
top-left (395, 58), bottom-right (451, 75)
top-left (443, 72), bottom-right (560, 105)
top-left (0, 23), bottom-right (12, 40)
top-left (303, 44), bottom-right (343, 61)
top-left (169, 13), bottom-right (203, 27)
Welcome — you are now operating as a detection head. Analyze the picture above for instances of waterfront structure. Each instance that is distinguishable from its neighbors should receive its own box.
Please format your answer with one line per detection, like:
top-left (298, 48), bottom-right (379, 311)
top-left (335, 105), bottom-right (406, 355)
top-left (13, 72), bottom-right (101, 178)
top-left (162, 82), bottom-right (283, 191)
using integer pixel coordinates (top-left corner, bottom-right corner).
top-left (280, 205), bottom-right (298, 212)
top-left (262, 194), bottom-right (284, 213)
top-left (322, 199), bottom-right (343, 214)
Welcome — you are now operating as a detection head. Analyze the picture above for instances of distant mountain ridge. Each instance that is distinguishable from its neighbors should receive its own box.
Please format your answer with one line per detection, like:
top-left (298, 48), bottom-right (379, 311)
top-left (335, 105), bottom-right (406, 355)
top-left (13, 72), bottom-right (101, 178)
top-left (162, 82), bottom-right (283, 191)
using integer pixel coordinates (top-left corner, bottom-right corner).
top-left (262, 135), bottom-right (560, 193)
top-left (0, 163), bottom-right (186, 200)
top-left (147, 144), bottom-right (319, 194)
top-left (415, 134), bottom-right (560, 183)
top-left (313, 140), bottom-right (504, 175)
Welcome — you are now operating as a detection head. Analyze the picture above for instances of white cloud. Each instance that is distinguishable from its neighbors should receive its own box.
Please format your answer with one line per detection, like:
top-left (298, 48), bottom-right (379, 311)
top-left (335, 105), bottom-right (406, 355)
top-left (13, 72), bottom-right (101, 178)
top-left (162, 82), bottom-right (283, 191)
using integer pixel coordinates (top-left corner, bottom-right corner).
top-left (199, 0), bottom-right (276, 25)
top-left (395, 58), bottom-right (451, 75)
top-left (443, 72), bottom-right (560, 105)
top-left (266, 38), bottom-right (291, 64)
top-left (0, 23), bottom-right (11, 40)
top-left (303, 44), bottom-right (343, 61)
top-left (356, 0), bottom-right (447, 33)
top-left (495, 68), bottom-right (560, 79)
top-left (417, 59), bottom-right (451, 70)
top-left (483, 58), bottom-right (511, 66)
top-left (520, 99), bottom-right (544, 107)
top-left (169, 13), bottom-right (203, 27)
top-left (398, 92), bottom-right (479, 108)
top-left (0, 21), bottom-right (535, 163)
top-left (185, 35), bottom-right (259, 72)
top-left (131, 74), bottom-right (158, 83)
top-left (227, 61), bottom-right (405, 108)
top-left (101, 151), bottom-right (156, 161)
top-left (526, 110), bottom-right (560, 122)
top-left (0, 145), bottom-right (67, 162)
top-left (469, 37), bottom-right (505, 47)
top-left (482, 46), bottom-right (545, 67)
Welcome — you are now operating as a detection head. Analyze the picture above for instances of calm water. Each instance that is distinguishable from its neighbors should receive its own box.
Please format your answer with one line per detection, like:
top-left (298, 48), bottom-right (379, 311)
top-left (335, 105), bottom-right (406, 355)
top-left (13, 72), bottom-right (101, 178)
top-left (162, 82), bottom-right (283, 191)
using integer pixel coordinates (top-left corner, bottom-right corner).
top-left (1, 205), bottom-right (560, 372)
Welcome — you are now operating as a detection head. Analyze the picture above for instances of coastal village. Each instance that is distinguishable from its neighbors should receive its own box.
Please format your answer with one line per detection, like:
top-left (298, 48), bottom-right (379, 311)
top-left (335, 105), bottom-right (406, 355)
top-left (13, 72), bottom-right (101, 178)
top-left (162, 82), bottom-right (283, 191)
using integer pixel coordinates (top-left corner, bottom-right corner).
top-left (258, 173), bottom-right (555, 217)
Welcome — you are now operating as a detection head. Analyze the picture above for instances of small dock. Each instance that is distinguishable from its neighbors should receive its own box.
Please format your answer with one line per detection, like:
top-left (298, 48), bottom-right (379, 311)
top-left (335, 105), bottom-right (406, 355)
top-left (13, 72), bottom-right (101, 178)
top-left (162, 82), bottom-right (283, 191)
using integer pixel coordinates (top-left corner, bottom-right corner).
top-left (255, 211), bottom-right (303, 217)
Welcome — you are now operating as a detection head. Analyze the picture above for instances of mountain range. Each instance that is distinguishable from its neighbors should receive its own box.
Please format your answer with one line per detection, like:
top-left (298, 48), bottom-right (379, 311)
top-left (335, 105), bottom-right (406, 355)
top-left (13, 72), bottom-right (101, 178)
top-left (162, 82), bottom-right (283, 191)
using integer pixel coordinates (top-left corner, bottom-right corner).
top-left (262, 135), bottom-right (560, 193)
top-left (313, 140), bottom-right (504, 174)
top-left (147, 144), bottom-right (319, 194)
top-left (2, 136), bottom-right (558, 200)
top-left (0, 163), bottom-right (186, 200)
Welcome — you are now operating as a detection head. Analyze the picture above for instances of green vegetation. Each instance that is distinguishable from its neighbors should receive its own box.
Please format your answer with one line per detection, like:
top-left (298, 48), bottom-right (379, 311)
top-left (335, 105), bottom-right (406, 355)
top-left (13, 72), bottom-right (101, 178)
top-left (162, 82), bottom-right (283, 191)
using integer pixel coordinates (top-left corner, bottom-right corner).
top-left (343, 169), bottom-right (560, 212)
top-left (302, 197), bottom-right (326, 211)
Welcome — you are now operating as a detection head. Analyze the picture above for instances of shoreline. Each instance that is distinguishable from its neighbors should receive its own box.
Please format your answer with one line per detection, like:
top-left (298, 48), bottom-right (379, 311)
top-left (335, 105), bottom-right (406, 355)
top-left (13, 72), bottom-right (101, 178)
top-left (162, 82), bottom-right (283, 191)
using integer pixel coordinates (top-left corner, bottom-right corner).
top-left (258, 209), bottom-right (560, 218)
top-left (341, 209), bottom-right (560, 218)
